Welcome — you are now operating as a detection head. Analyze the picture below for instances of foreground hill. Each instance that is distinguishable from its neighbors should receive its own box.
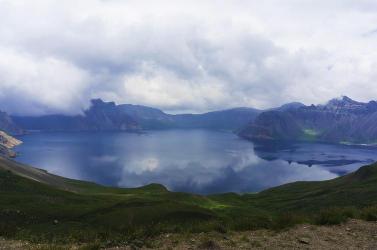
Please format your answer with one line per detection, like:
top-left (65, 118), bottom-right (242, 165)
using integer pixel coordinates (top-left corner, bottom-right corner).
top-left (13, 99), bottom-right (261, 132)
top-left (239, 96), bottom-right (377, 144)
top-left (0, 157), bottom-right (377, 246)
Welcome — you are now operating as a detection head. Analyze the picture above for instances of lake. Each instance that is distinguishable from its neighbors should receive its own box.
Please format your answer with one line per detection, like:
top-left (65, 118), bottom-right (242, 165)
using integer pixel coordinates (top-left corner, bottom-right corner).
top-left (14, 130), bottom-right (377, 194)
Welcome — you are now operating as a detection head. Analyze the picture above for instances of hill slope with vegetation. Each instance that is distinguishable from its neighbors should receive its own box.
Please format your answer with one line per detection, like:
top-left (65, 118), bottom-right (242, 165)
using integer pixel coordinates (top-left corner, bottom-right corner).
top-left (0, 157), bottom-right (377, 247)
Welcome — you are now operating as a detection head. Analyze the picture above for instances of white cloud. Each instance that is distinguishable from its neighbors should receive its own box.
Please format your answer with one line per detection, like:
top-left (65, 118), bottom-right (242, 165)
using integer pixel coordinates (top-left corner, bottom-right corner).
top-left (0, 47), bottom-right (90, 115)
top-left (1, 0), bottom-right (377, 114)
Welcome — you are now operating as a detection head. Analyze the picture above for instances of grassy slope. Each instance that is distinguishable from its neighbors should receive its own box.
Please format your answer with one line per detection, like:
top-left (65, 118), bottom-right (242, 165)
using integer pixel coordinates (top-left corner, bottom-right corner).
top-left (1, 157), bottom-right (377, 244)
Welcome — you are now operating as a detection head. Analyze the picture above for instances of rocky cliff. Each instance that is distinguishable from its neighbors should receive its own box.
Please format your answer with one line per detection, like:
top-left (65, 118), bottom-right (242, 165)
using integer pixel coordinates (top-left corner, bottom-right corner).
top-left (0, 131), bottom-right (22, 157)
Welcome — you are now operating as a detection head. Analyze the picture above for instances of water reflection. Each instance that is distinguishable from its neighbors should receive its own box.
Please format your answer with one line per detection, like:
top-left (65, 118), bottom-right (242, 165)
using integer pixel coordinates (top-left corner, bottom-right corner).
top-left (253, 141), bottom-right (376, 175)
top-left (15, 130), bottom-right (377, 194)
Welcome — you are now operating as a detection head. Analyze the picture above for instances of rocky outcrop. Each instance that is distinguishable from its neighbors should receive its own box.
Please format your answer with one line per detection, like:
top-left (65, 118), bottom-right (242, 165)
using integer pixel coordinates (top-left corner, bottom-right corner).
top-left (0, 131), bottom-right (22, 158)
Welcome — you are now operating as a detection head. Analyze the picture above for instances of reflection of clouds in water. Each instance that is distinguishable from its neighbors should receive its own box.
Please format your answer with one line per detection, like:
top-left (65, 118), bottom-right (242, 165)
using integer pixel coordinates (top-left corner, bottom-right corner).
top-left (18, 131), bottom-right (373, 194)
top-left (90, 155), bottom-right (118, 163)
top-left (118, 147), bottom-right (260, 189)
top-left (118, 153), bottom-right (338, 194)
top-left (226, 148), bottom-right (261, 172)
top-left (22, 150), bottom-right (85, 181)
top-left (118, 159), bottom-right (223, 189)
top-left (251, 160), bottom-right (338, 189)
top-left (125, 157), bottom-right (160, 174)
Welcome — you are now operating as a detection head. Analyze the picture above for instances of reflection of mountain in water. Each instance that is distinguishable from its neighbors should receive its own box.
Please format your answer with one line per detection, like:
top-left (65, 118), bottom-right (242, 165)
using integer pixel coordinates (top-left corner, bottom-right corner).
top-left (252, 141), bottom-right (376, 168)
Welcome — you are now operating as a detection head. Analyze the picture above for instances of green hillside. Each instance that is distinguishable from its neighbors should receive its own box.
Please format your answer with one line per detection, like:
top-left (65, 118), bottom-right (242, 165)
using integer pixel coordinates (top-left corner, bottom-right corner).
top-left (1, 157), bottom-right (377, 246)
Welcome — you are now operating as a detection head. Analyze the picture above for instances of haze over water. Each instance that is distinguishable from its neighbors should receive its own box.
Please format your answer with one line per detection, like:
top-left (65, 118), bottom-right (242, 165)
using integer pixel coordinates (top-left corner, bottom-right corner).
top-left (15, 130), bottom-right (377, 194)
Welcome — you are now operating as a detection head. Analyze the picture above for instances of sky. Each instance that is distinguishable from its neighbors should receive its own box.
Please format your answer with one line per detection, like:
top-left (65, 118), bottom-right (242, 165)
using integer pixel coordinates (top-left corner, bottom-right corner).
top-left (1, 0), bottom-right (377, 115)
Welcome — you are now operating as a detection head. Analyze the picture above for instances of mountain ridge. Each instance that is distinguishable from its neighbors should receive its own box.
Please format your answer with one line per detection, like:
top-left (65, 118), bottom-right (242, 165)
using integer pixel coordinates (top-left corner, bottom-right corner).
top-left (8, 96), bottom-right (377, 145)
top-left (12, 99), bottom-right (141, 132)
top-left (12, 99), bottom-right (262, 131)
top-left (239, 96), bottom-right (377, 144)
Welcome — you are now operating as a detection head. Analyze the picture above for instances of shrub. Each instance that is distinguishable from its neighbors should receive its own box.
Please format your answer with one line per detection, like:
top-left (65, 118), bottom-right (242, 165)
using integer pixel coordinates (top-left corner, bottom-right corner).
top-left (361, 206), bottom-right (377, 221)
top-left (78, 243), bottom-right (101, 250)
top-left (315, 207), bottom-right (356, 225)
top-left (272, 213), bottom-right (307, 230)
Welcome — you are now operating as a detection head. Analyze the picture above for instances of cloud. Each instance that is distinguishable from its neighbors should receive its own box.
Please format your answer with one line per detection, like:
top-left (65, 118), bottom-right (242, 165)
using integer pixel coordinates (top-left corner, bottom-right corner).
top-left (0, 47), bottom-right (90, 115)
top-left (1, 0), bottom-right (377, 115)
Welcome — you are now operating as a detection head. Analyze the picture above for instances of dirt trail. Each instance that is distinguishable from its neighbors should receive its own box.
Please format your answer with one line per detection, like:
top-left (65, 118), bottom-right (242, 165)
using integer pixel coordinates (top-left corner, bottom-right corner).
top-left (148, 219), bottom-right (377, 250)
top-left (1, 219), bottom-right (377, 249)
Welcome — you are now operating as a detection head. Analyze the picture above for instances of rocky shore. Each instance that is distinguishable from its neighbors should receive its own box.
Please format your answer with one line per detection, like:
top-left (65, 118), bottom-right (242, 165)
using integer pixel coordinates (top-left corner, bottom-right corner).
top-left (0, 131), bottom-right (22, 158)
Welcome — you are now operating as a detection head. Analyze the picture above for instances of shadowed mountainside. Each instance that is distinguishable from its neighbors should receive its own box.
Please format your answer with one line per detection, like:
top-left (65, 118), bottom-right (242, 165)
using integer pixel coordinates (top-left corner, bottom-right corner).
top-left (12, 99), bottom-right (141, 132)
top-left (13, 99), bottom-right (261, 132)
top-left (239, 96), bottom-right (377, 144)
top-left (10, 96), bottom-right (377, 145)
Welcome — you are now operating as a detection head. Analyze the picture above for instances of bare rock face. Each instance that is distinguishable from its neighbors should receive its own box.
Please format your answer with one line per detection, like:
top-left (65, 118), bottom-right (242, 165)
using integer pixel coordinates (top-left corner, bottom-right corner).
top-left (0, 131), bottom-right (22, 158)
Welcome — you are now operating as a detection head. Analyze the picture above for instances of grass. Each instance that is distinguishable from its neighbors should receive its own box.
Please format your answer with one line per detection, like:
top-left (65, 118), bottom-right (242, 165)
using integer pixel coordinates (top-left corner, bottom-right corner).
top-left (1, 158), bottom-right (377, 246)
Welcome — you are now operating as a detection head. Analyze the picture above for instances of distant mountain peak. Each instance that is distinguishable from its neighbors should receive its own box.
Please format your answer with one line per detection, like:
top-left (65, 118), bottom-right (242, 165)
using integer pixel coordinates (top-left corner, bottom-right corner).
top-left (90, 99), bottom-right (116, 108)
top-left (325, 96), bottom-right (364, 109)
top-left (341, 96), bottom-right (356, 103)
top-left (275, 102), bottom-right (305, 111)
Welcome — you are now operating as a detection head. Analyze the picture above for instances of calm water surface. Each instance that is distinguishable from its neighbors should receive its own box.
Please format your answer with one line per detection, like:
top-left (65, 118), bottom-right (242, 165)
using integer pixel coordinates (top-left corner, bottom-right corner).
top-left (14, 130), bottom-right (377, 194)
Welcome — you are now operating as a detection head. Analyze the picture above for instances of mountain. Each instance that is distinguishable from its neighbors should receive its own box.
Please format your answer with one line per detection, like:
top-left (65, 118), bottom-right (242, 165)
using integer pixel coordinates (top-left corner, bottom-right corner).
top-left (0, 110), bottom-right (24, 135)
top-left (119, 105), bottom-right (261, 130)
top-left (171, 107), bottom-right (261, 130)
top-left (83, 99), bottom-right (140, 131)
top-left (239, 96), bottom-right (377, 143)
top-left (272, 102), bottom-right (306, 112)
top-left (105, 103), bottom-right (261, 130)
top-left (0, 131), bottom-right (22, 157)
top-left (117, 104), bottom-right (175, 129)
top-left (12, 96), bottom-right (377, 142)
top-left (12, 99), bottom-right (140, 132)
top-left (13, 100), bottom-right (261, 132)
